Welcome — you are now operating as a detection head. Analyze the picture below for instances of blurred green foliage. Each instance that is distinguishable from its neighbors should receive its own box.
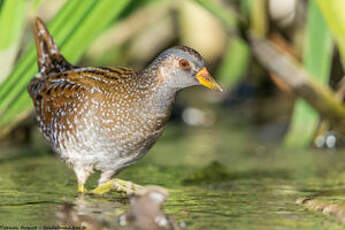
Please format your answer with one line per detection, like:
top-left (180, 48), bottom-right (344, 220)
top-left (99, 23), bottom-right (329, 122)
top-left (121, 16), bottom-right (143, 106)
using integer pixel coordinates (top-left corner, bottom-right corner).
top-left (284, 1), bottom-right (333, 148)
top-left (317, 0), bottom-right (345, 67)
top-left (0, 0), bottom-right (345, 149)
top-left (0, 0), bottom-right (27, 81)
top-left (0, 0), bottom-right (132, 136)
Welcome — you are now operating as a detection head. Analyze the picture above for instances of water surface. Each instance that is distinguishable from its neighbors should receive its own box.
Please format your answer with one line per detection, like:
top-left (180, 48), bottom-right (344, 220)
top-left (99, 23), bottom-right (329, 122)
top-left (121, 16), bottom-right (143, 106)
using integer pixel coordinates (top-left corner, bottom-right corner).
top-left (1, 125), bottom-right (345, 229)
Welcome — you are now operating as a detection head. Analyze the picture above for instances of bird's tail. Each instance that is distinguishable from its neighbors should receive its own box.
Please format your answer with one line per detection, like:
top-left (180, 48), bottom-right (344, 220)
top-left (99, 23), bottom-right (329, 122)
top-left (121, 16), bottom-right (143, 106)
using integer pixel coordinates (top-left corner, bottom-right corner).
top-left (33, 17), bottom-right (74, 76)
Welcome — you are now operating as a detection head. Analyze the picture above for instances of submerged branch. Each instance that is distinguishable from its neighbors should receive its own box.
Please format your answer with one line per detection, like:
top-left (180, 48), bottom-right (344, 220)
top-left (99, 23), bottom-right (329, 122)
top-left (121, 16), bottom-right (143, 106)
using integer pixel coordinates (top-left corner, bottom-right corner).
top-left (251, 36), bottom-right (345, 133)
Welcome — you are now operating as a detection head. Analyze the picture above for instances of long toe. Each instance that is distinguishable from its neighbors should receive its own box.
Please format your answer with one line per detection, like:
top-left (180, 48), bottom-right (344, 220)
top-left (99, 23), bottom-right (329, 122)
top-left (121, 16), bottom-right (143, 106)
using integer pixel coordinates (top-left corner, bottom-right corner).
top-left (89, 179), bottom-right (115, 195)
top-left (89, 179), bottom-right (144, 195)
top-left (114, 178), bottom-right (144, 195)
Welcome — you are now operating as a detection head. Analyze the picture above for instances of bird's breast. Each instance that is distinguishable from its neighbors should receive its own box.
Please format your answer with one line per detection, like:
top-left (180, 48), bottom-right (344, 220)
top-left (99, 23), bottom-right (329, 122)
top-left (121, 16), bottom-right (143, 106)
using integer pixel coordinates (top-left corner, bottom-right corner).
top-left (82, 91), bottom-right (173, 156)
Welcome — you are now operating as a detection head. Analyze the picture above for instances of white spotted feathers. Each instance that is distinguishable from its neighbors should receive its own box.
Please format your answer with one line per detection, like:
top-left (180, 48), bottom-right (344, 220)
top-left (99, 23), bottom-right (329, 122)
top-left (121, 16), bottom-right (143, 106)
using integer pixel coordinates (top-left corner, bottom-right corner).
top-left (28, 17), bottom-right (209, 188)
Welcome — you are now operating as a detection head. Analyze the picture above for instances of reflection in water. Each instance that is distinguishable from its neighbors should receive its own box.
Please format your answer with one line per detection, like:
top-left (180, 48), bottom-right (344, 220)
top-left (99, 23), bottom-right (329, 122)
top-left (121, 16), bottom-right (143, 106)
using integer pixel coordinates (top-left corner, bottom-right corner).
top-left (3, 126), bottom-right (345, 229)
top-left (57, 202), bottom-right (110, 229)
top-left (57, 186), bottom-right (186, 230)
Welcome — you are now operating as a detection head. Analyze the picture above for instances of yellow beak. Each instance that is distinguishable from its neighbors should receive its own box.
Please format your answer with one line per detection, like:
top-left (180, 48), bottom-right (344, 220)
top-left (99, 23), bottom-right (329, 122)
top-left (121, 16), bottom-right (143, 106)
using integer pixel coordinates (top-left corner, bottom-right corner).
top-left (196, 67), bottom-right (223, 92)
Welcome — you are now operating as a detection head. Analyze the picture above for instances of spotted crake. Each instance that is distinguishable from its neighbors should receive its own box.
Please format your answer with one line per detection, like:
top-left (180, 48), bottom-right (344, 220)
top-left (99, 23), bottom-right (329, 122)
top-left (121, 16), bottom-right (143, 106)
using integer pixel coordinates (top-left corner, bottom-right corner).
top-left (28, 17), bottom-right (222, 194)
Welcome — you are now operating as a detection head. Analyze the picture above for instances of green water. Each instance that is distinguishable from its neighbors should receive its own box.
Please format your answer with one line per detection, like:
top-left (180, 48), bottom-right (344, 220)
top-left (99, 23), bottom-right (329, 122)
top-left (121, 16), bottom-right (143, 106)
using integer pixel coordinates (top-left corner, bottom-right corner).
top-left (1, 124), bottom-right (345, 229)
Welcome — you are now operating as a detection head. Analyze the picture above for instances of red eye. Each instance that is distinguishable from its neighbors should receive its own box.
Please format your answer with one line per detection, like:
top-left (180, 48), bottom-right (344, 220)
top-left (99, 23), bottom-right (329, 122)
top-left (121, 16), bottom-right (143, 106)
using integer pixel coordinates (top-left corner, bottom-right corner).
top-left (179, 59), bottom-right (190, 70)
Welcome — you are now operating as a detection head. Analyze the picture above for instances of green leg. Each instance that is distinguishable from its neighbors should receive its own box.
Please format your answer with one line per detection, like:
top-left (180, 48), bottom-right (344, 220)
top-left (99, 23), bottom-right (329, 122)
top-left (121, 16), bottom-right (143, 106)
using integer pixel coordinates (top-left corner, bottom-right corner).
top-left (78, 183), bottom-right (88, 193)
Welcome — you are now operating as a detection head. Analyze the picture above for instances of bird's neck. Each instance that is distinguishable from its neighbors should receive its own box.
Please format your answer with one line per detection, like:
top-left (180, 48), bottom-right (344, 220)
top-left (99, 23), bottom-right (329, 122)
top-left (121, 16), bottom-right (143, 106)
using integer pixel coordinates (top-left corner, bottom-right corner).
top-left (140, 64), bottom-right (177, 115)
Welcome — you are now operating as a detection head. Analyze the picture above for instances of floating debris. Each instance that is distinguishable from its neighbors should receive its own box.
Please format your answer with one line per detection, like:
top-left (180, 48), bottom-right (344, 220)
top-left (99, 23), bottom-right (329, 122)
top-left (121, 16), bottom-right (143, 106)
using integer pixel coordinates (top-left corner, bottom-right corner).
top-left (297, 197), bottom-right (345, 224)
top-left (119, 186), bottom-right (186, 230)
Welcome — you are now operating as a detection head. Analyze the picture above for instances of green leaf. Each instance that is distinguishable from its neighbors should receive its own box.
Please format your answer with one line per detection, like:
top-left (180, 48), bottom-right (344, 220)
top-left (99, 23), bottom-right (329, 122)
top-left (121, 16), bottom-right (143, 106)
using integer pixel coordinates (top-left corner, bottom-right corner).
top-left (0, 0), bottom-right (132, 136)
top-left (249, 0), bottom-right (267, 37)
top-left (217, 38), bottom-right (250, 88)
top-left (194, 0), bottom-right (236, 30)
top-left (0, 0), bottom-right (27, 82)
top-left (194, 0), bottom-right (249, 89)
top-left (284, 1), bottom-right (333, 148)
top-left (316, 0), bottom-right (345, 66)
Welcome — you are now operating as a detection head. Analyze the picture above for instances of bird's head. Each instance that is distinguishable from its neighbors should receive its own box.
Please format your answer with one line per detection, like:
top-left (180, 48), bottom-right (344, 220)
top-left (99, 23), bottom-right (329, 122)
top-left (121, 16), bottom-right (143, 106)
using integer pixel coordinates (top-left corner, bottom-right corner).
top-left (152, 46), bottom-right (223, 92)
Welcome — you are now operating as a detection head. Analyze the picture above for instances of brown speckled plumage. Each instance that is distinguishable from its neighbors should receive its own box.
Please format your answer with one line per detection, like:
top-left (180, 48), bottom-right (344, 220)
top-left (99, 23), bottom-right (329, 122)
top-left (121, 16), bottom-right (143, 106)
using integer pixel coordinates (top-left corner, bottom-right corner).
top-left (28, 18), bottom-right (222, 192)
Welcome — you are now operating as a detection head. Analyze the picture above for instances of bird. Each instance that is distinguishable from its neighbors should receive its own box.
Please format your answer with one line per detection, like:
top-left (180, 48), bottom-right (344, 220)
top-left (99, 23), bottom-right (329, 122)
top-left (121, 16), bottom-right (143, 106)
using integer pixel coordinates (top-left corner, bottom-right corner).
top-left (28, 17), bottom-right (222, 195)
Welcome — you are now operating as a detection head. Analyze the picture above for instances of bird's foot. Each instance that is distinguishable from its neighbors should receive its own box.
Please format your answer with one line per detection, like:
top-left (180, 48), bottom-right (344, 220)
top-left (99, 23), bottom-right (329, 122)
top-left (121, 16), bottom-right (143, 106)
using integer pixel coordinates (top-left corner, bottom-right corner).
top-left (89, 178), bottom-right (144, 195)
top-left (78, 183), bottom-right (88, 193)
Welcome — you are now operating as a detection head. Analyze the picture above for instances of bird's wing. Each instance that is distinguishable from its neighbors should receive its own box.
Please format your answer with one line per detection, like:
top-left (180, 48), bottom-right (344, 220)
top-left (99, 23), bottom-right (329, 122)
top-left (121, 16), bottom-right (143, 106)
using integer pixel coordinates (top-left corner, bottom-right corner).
top-left (29, 72), bottom-right (87, 138)
top-left (29, 67), bottom-right (139, 129)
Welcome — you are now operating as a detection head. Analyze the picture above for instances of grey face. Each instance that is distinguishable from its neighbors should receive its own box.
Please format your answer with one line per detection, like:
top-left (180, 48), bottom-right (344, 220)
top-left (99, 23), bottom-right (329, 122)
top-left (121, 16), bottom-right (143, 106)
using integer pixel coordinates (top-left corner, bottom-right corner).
top-left (156, 46), bottom-right (206, 91)
top-left (152, 45), bottom-right (223, 93)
